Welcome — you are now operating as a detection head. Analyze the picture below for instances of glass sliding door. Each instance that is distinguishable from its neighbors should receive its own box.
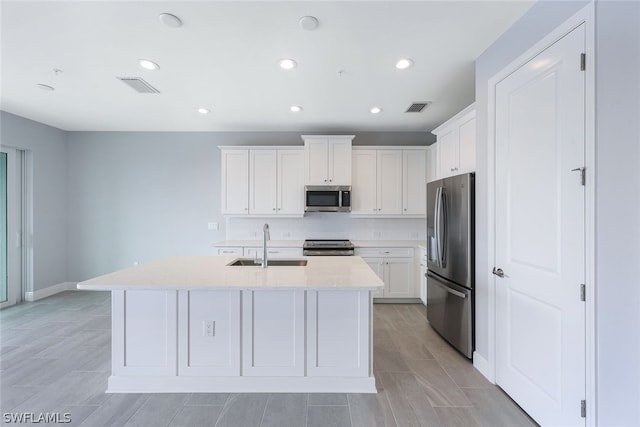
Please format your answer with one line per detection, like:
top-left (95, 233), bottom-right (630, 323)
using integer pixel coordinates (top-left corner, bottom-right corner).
top-left (0, 148), bottom-right (20, 308)
top-left (1, 152), bottom-right (7, 303)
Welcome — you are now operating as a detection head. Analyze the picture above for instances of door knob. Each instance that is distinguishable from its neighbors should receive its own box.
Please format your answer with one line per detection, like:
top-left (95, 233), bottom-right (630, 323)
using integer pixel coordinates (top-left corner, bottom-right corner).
top-left (492, 267), bottom-right (508, 278)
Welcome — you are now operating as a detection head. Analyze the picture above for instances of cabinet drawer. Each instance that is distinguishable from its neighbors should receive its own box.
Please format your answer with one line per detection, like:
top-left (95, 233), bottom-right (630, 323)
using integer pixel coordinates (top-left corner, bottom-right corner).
top-left (244, 247), bottom-right (303, 258)
top-left (355, 247), bottom-right (414, 258)
top-left (214, 247), bottom-right (243, 256)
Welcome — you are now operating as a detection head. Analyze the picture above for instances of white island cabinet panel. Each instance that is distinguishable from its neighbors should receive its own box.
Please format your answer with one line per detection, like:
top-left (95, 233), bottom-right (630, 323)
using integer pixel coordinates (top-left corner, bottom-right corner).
top-left (113, 290), bottom-right (177, 377)
top-left (307, 290), bottom-right (370, 377)
top-left (242, 290), bottom-right (305, 376)
top-left (178, 290), bottom-right (240, 377)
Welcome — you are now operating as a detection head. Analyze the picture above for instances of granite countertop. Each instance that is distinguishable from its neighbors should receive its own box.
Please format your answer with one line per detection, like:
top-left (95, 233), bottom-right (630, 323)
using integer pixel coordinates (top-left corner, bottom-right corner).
top-left (76, 255), bottom-right (383, 291)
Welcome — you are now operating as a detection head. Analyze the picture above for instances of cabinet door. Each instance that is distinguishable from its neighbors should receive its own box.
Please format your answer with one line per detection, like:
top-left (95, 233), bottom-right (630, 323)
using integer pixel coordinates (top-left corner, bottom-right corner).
top-left (304, 139), bottom-right (328, 184)
top-left (363, 257), bottom-right (384, 298)
top-left (242, 290), bottom-right (305, 376)
top-left (419, 248), bottom-right (428, 305)
top-left (403, 150), bottom-right (426, 216)
top-left (221, 150), bottom-right (249, 215)
top-left (426, 145), bottom-right (437, 183)
top-left (329, 139), bottom-right (352, 185)
top-left (384, 258), bottom-right (414, 298)
top-left (178, 290), bottom-right (241, 377)
top-left (351, 150), bottom-right (378, 215)
top-left (458, 116), bottom-right (476, 173)
top-left (437, 128), bottom-right (458, 179)
top-left (249, 150), bottom-right (277, 215)
top-left (377, 150), bottom-right (403, 215)
top-left (277, 150), bottom-right (304, 215)
top-left (214, 247), bottom-right (243, 256)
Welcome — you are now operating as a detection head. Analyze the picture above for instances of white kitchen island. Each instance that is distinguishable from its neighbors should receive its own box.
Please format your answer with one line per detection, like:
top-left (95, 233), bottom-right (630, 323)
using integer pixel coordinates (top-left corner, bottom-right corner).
top-left (76, 255), bottom-right (383, 394)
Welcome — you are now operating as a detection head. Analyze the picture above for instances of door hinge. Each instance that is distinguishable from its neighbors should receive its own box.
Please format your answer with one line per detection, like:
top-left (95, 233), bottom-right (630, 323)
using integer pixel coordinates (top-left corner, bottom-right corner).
top-left (581, 399), bottom-right (586, 418)
top-left (580, 284), bottom-right (586, 302)
top-left (571, 167), bottom-right (586, 186)
top-left (580, 53), bottom-right (586, 71)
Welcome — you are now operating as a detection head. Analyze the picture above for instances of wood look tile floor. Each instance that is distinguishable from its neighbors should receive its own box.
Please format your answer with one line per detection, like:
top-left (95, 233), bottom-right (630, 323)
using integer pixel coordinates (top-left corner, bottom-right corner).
top-left (0, 291), bottom-right (537, 426)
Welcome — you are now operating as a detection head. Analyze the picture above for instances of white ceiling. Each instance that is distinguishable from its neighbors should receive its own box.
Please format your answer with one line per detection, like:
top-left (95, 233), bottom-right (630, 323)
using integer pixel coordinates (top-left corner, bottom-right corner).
top-left (0, 1), bottom-right (534, 132)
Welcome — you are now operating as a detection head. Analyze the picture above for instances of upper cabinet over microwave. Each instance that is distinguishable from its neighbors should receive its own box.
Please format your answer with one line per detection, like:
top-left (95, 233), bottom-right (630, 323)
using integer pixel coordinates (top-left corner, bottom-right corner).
top-left (302, 135), bottom-right (354, 186)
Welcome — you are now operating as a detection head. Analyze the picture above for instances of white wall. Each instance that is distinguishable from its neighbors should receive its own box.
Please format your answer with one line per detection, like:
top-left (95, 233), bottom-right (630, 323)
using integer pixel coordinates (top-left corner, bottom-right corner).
top-left (1, 111), bottom-right (68, 292)
top-left (475, 0), bottom-right (640, 424)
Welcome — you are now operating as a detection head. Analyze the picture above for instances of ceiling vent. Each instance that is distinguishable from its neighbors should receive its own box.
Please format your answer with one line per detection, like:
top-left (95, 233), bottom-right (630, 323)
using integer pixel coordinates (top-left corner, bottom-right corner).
top-left (117, 77), bottom-right (160, 94)
top-left (405, 102), bottom-right (431, 113)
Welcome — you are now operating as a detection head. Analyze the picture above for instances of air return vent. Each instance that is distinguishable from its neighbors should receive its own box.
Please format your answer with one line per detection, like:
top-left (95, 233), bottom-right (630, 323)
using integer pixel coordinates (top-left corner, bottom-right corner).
top-left (117, 77), bottom-right (160, 94)
top-left (405, 102), bottom-right (431, 113)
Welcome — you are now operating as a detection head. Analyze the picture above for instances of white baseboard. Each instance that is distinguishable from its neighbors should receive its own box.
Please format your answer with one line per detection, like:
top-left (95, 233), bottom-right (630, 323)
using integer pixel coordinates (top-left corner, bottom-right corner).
top-left (107, 375), bottom-right (377, 394)
top-left (473, 351), bottom-right (495, 384)
top-left (24, 282), bottom-right (78, 301)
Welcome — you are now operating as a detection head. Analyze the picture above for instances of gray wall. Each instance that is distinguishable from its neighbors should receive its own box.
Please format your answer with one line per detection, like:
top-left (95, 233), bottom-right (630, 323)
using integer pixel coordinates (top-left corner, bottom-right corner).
top-left (1, 111), bottom-right (69, 291)
top-left (66, 130), bottom-right (430, 280)
top-left (1, 113), bottom-right (431, 286)
top-left (475, 0), bottom-right (640, 424)
top-left (594, 1), bottom-right (640, 424)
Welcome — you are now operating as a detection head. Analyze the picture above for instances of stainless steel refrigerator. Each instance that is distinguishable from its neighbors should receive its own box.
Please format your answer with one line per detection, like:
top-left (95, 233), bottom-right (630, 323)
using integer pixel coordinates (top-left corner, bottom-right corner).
top-left (426, 172), bottom-right (475, 359)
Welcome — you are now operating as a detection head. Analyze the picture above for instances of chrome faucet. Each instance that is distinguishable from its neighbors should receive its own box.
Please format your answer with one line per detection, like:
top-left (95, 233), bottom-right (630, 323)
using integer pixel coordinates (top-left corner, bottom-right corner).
top-left (262, 223), bottom-right (270, 268)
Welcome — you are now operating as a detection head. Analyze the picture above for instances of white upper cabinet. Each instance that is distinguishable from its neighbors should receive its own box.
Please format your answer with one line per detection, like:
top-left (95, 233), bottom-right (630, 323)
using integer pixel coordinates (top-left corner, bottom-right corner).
top-left (351, 147), bottom-right (426, 218)
top-left (425, 145), bottom-right (437, 183)
top-left (221, 147), bottom-right (304, 217)
top-left (432, 103), bottom-right (476, 179)
top-left (277, 149), bottom-right (305, 215)
top-left (402, 149), bottom-right (427, 216)
top-left (221, 149), bottom-right (249, 215)
top-left (249, 150), bottom-right (277, 215)
top-left (302, 135), bottom-right (354, 185)
top-left (377, 150), bottom-right (403, 215)
top-left (351, 150), bottom-right (378, 215)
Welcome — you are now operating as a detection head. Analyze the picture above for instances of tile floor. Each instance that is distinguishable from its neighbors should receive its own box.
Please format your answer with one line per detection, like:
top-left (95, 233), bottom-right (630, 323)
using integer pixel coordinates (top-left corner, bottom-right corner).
top-left (0, 291), bottom-right (537, 426)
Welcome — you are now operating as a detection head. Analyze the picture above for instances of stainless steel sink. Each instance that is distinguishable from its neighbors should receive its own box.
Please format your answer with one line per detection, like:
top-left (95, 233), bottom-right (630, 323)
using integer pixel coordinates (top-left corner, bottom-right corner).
top-left (226, 258), bottom-right (307, 267)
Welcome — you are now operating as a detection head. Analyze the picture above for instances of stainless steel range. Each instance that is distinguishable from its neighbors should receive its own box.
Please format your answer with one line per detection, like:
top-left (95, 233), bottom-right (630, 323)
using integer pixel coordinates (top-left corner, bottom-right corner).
top-left (303, 239), bottom-right (355, 256)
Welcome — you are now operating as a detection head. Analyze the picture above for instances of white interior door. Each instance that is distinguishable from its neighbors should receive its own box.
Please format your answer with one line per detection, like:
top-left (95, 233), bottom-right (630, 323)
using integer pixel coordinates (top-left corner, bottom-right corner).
top-left (494, 24), bottom-right (586, 426)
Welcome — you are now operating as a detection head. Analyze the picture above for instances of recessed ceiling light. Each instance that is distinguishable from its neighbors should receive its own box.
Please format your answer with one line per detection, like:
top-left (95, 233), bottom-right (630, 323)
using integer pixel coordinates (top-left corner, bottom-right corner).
top-left (395, 58), bottom-right (414, 70)
top-left (36, 83), bottom-right (55, 91)
top-left (370, 107), bottom-right (382, 114)
top-left (197, 107), bottom-right (210, 114)
top-left (158, 13), bottom-right (182, 28)
top-left (138, 59), bottom-right (160, 71)
top-left (299, 16), bottom-right (319, 31)
top-left (279, 58), bottom-right (297, 70)
top-left (290, 105), bottom-right (303, 113)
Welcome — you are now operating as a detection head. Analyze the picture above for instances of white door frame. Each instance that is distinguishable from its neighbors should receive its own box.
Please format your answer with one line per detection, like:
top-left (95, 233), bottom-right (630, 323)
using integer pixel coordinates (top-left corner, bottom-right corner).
top-left (484, 3), bottom-right (596, 424)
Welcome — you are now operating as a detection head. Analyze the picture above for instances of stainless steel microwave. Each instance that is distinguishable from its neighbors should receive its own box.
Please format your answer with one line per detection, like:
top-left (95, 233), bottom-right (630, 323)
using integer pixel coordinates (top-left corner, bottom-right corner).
top-left (305, 186), bottom-right (351, 212)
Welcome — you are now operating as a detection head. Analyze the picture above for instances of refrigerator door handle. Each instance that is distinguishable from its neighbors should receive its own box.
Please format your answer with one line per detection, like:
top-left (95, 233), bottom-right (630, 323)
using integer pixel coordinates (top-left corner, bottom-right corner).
top-left (437, 187), bottom-right (447, 268)
top-left (434, 186), bottom-right (442, 268)
top-left (428, 276), bottom-right (468, 299)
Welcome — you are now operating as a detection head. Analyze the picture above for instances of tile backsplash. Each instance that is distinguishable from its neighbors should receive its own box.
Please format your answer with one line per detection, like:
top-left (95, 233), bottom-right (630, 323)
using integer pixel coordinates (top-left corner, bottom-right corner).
top-left (225, 214), bottom-right (426, 241)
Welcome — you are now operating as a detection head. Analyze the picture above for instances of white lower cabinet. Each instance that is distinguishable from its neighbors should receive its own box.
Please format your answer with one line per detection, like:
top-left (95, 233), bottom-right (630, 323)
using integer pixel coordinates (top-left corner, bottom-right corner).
top-left (178, 290), bottom-right (241, 376)
top-left (112, 290), bottom-right (178, 377)
top-left (242, 290), bottom-right (305, 376)
top-left (357, 247), bottom-right (416, 300)
top-left (214, 247), bottom-right (243, 256)
top-left (243, 247), bottom-right (302, 258)
top-left (419, 247), bottom-right (427, 305)
top-left (306, 290), bottom-right (370, 377)
top-left (111, 288), bottom-right (373, 392)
